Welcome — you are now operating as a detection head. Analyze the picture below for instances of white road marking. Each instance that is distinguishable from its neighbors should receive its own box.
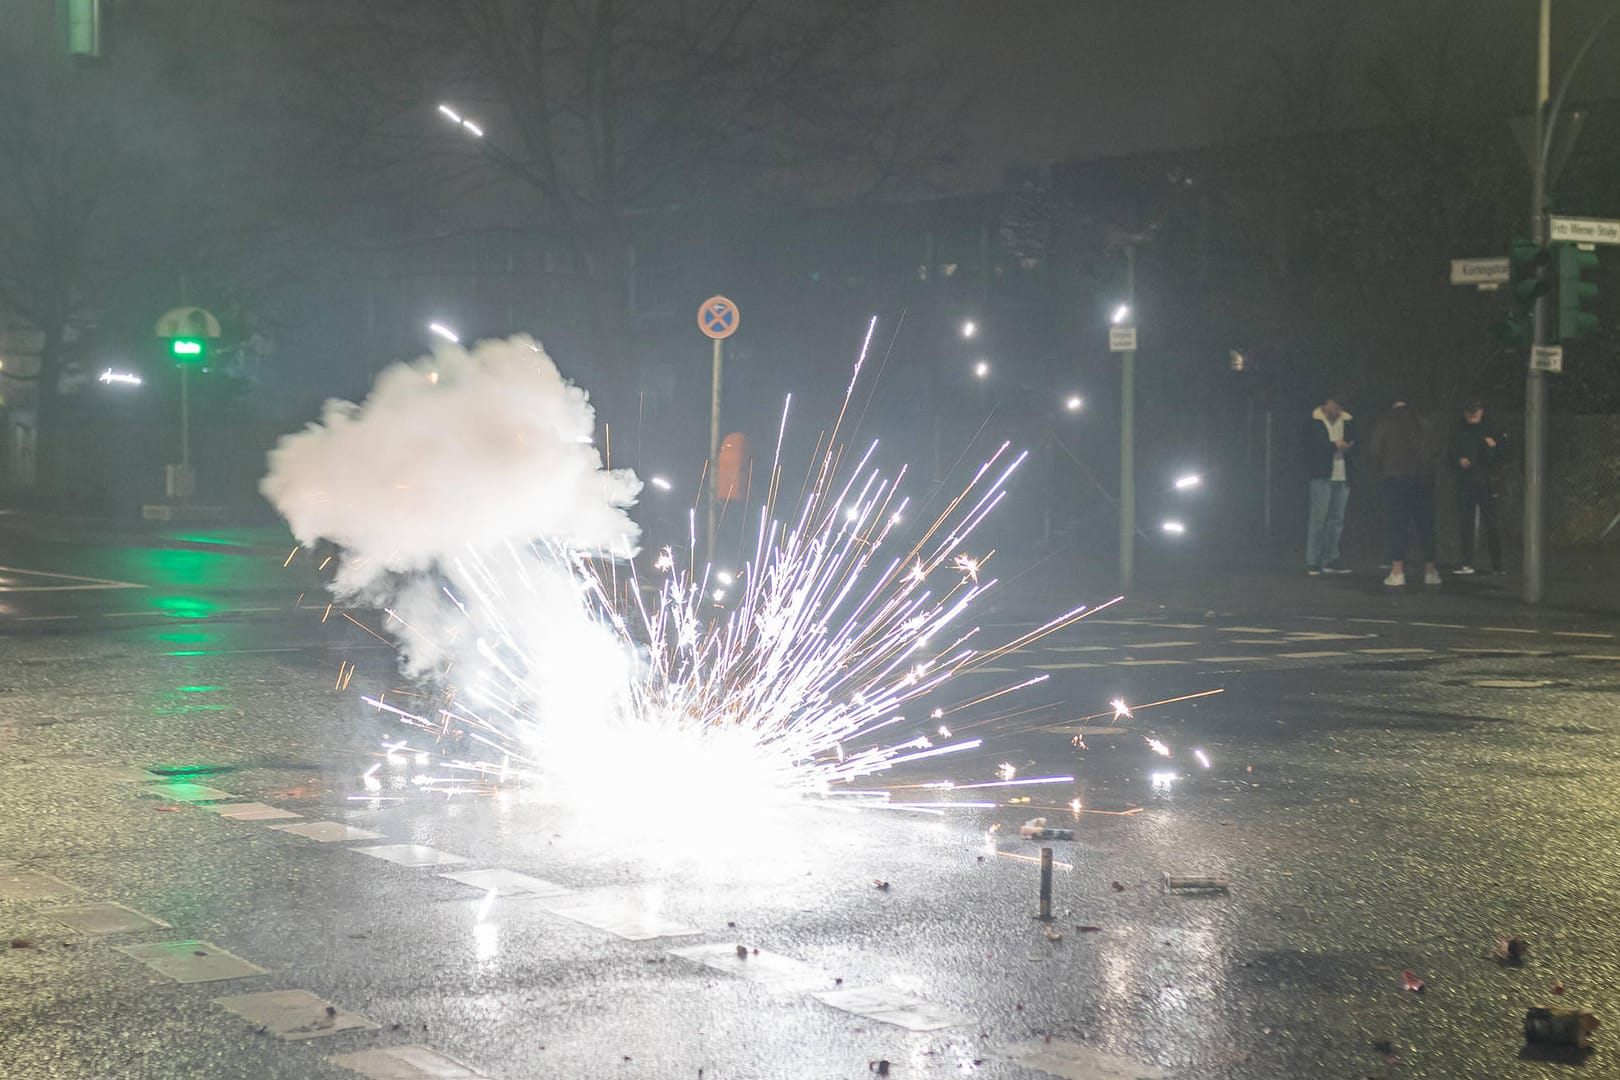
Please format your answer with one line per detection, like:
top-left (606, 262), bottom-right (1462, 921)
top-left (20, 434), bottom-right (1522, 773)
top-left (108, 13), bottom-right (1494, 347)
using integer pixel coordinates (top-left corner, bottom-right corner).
top-left (1122, 640), bottom-right (1198, 649)
top-left (144, 781), bottom-right (239, 803)
top-left (535, 889), bottom-right (700, 940)
top-left (207, 803), bottom-right (302, 821)
top-left (1574, 654), bottom-right (1620, 662)
top-left (1473, 679), bottom-right (1555, 689)
top-left (1221, 626), bottom-right (1281, 634)
top-left (214, 989), bottom-right (377, 1040)
top-left (671, 942), bottom-right (835, 994)
top-left (332, 1044), bottom-right (493, 1079)
top-left (46, 901), bottom-right (169, 936)
top-left (999, 1040), bottom-right (1169, 1079)
top-left (812, 985), bottom-right (972, 1031)
top-left (1554, 630), bottom-right (1616, 639)
top-left (269, 821), bottom-right (384, 843)
top-left (1043, 645), bottom-right (1117, 653)
top-left (438, 868), bottom-right (571, 898)
top-left (1451, 647), bottom-right (1551, 656)
top-left (1356, 648), bottom-right (1432, 655)
top-left (1195, 656), bottom-right (1266, 663)
top-left (0, 869), bottom-right (81, 901)
top-left (1112, 659), bottom-right (1186, 667)
top-left (349, 844), bottom-right (471, 868)
top-left (1226, 639), bottom-right (1281, 645)
top-left (115, 940), bottom-right (268, 983)
top-left (0, 564), bottom-right (146, 590)
top-left (1044, 662), bottom-right (1106, 670)
top-left (1409, 621), bottom-right (1466, 630)
top-left (1284, 632), bottom-right (1374, 642)
top-left (1276, 651), bottom-right (1350, 659)
top-left (1347, 618), bottom-right (1399, 625)
top-left (1480, 626), bottom-right (1540, 635)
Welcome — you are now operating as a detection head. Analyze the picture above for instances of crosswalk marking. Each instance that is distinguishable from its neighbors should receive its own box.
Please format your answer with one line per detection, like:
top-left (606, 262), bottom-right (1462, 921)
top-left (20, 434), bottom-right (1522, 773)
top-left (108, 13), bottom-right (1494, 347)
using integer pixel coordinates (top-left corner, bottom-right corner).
top-left (1122, 640), bottom-right (1197, 649)
top-left (1356, 648), bottom-right (1432, 655)
top-left (1276, 651), bottom-right (1350, 659)
top-left (1112, 659), bottom-right (1186, 667)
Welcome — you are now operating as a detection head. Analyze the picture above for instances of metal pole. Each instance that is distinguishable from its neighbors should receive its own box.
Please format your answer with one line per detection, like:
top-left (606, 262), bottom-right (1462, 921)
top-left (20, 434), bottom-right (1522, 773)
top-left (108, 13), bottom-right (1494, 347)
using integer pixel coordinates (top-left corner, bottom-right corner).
top-left (1037, 846), bottom-right (1053, 921)
top-left (1263, 409), bottom-right (1274, 537)
top-left (1524, 0), bottom-right (1550, 604)
top-left (180, 364), bottom-right (191, 503)
top-left (707, 336), bottom-right (723, 564)
top-left (1119, 245), bottom-right (1136, 592)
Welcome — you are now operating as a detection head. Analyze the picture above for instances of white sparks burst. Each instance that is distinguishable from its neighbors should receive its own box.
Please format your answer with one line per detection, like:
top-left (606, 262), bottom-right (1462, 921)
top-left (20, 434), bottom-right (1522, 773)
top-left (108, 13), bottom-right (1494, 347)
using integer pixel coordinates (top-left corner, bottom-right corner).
top-left (1146, 737), bottom-right (1171, 757)
top-left (1111, 697), bottom-right (1133, 721)
top-left (334, 340), bottom-right (1074, 807)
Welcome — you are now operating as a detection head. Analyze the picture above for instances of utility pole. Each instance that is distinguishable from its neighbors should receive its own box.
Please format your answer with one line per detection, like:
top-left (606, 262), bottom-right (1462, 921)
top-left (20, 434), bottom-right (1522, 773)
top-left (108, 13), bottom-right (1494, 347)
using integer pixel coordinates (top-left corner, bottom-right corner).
top-left (1119, 244), bottom-right (1137, 592)
top-left (1524, 0), bottom-right (1551, 604)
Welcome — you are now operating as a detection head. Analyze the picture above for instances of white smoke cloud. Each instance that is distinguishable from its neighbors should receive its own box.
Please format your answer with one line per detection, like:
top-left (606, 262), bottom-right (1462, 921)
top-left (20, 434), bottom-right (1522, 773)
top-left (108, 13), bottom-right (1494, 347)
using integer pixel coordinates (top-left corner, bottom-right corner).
top-left (261, 337), bottom-right (644, 732)
top-left (261, 335), bottom-right (641, 595)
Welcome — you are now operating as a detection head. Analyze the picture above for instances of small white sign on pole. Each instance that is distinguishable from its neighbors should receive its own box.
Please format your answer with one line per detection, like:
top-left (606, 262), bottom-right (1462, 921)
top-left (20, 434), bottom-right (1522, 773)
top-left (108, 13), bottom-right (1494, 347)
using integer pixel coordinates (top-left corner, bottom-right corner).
top-left (1450, 257), bottom-right (1510, 286)
top-left (1530, 344), bottom-right (1564, 373)
top-left (1549, 216), bottom-right (1620, 245)
top-left (1109, 326), bottom-right (1137, 352)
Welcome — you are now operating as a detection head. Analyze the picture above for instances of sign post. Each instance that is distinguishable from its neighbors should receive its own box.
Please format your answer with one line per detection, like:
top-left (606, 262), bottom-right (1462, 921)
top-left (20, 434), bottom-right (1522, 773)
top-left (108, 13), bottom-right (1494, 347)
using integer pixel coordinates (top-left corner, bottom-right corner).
top-left (1530, 344), bottom-right (1564, 373)
top-left (154, 306), bottom-right (221, 502)
top-left (697, 295), bottom-right (740, 564)
top-left (1115, 247), bottom-right (1136, 592)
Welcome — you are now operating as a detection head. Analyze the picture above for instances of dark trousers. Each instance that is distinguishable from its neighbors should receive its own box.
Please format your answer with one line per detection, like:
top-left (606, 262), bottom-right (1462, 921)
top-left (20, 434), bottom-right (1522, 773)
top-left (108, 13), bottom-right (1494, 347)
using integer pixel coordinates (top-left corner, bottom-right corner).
top-left (1458, 480), bottom-right (1502, 570)
top-left (1382, 477), bottom-right (1436, 564)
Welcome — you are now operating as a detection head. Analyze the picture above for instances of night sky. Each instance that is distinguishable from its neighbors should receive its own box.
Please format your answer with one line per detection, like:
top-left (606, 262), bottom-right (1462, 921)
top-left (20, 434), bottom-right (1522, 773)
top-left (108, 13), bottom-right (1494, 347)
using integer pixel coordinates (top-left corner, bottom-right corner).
top-left (921, 0), bottom-right (1620, 189)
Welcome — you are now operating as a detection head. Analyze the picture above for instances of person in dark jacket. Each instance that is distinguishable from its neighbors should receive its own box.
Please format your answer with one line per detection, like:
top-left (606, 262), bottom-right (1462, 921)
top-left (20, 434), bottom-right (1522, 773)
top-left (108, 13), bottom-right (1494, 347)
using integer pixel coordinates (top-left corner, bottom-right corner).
top-left (1446, 400), bottom-right (1504, 575)
top-left (1370, 398), bottom-right (1439, 587)
top-left (1303, 392), bottom-right (1355, 575)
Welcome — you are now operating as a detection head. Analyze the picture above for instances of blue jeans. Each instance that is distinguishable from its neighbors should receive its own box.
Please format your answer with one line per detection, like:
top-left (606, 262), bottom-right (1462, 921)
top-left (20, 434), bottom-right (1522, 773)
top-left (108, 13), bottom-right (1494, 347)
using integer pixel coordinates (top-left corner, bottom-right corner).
top-left (1306, 479), bottom-right (1350, 567)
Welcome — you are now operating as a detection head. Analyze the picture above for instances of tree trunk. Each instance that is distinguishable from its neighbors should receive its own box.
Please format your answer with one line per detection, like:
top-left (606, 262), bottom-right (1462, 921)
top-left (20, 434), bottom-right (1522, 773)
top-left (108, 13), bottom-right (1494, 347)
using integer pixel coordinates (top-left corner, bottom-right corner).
top-left (32, 322), bottom-right (63, 506)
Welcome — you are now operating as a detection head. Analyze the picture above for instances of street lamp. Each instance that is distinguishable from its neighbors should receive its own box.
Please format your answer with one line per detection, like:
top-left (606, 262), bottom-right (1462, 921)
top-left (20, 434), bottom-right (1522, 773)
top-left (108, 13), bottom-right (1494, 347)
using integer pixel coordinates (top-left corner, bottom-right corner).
top-left (1111, 303), bottom-right (1132, 326)
top-left (961, 319), bottom-right (978, 339)
top-left (1173, 473), bottom-right (1202, 491)
top-left (1064, 394), bottom-right (1084, 413)
top-left (649, 476), bottom-right (673, 492)
top-left (1161, 519), bottom-right (1187, 536)
top-left (428, 322), bottom-right (460, 344)
top-left (973, 359), bottom-right (990, 379)
top-left (437, 103), bottom-right (485, 138)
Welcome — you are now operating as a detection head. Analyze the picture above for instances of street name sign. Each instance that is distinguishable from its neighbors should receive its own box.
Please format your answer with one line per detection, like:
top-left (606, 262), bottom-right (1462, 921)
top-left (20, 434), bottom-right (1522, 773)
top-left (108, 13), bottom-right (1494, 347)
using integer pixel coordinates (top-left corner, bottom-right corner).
top-left (1450, 256), bottom-right (1510, 286)
top-left (1108, 326), bottom-right (1137, 352)
top-left (1549, 216), bottom-right (1620, 245)
top-left (1530, 344), bottom-right (1564, 373)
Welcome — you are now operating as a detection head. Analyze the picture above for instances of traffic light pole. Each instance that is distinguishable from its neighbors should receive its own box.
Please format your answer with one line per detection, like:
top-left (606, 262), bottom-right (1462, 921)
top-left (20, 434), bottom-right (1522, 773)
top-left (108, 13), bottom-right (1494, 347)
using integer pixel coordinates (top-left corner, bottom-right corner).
top-left (1524, 0), bottom-right (1550, 605)
top-left (1119, 244), bottom-right (1136, 593)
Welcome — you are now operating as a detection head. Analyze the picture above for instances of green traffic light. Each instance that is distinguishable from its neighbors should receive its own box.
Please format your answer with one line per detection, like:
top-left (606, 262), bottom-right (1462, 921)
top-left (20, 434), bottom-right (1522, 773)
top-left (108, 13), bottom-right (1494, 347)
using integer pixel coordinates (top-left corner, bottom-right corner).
top-left (1556, 244), bottom-right (1601, 342)
top-left (170, 337), bottom-right (206, 361)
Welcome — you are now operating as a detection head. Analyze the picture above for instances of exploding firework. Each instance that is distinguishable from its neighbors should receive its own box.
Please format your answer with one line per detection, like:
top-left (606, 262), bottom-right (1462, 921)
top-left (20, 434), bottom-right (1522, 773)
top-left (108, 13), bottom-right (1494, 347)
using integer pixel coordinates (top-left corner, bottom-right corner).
top-left (266, 331), bottom-right (1192, 817)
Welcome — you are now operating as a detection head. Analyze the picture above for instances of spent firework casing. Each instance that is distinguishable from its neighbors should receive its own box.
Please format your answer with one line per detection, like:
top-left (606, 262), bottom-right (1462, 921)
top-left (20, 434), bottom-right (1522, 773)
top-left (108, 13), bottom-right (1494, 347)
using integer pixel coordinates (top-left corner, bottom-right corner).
top-left (1524, 1007), bottom-right (1599, 1048)
top-left (1162, 873), bottom-right (1231, 892)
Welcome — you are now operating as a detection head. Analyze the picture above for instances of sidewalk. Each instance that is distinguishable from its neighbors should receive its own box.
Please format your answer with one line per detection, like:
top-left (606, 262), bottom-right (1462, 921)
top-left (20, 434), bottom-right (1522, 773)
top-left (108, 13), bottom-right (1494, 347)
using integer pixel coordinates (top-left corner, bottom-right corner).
top-left (996, 543), bottom-right (1620, 624)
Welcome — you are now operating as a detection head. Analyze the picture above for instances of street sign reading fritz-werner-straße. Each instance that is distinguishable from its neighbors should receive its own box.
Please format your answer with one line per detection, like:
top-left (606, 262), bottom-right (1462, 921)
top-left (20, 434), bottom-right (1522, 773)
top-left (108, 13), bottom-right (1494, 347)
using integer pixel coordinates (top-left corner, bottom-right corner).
top-left (1549, 216), bottom-right (1620, 245)
top-left (1450, 257), bottom-right (1510, 286)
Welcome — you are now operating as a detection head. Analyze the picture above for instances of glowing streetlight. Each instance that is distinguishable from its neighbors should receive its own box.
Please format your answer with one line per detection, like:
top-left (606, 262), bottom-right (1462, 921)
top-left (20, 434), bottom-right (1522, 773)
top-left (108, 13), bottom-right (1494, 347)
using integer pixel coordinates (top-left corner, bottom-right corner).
top-left (428, 322), bottom-right (460, 344)
top-left (649, 476), bottom-right (673, 492)
top-left (1111, 303), bottom-right (1132, 326)
top-left (716, 570), bottom-right (735, 586)
top-left (1173, 473), bottom-right (1202, 491)
top-left (437, 103), bottom-right (485, 138)
top-left (1161, 519), bottom-right (1187, 535)
top-left (1064, 394), bottom-right (1084, 413)
top-left (960, 319), bottom-right (978, 339)
top-left (973, 359), bottom-right (990, 379)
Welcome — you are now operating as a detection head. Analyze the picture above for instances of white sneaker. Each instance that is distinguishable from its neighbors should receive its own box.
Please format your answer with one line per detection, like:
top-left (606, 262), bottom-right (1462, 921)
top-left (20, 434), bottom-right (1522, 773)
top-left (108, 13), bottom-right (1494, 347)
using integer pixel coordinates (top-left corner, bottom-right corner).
top-left (1383, 571), bottom-right (1405, 587)
top-left (1453, 565), bottom-right (1476, 575)
top-left (1424, 568), bottom-right (1442, 586)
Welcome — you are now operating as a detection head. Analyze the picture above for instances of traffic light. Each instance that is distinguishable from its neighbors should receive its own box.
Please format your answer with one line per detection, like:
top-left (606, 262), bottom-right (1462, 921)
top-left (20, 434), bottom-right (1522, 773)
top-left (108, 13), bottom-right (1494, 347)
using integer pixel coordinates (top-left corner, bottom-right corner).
top-left (1556, 243), bottom-right (1600, 341)
top-left (1491, 240), bottom-right (1551, 349)
top-left (169, 337), bottom-right (207, 363)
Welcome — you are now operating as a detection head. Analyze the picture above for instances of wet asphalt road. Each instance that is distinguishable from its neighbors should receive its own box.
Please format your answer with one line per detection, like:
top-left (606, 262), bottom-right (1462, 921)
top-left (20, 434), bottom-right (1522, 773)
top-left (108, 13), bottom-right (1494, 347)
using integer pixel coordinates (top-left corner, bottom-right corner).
top-left (4, 532), bottom-right (1620, 1078)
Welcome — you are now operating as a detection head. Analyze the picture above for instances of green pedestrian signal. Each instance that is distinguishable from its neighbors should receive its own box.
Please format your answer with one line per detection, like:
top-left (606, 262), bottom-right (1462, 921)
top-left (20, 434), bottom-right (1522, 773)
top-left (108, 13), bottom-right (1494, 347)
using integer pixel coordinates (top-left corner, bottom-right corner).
top-left (1491, 240), bottom-right (1551, 349)
top-left (1556, 243), bottom-right (1600, 342)
top-left (169, 337), bottom-right (207, 362)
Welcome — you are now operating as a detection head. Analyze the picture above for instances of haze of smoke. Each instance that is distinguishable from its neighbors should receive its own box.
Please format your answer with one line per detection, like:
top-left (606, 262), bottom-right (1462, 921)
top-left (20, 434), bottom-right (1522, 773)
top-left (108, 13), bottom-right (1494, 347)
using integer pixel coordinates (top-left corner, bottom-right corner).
top-left (260, 336), bottom-right (643, 727)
